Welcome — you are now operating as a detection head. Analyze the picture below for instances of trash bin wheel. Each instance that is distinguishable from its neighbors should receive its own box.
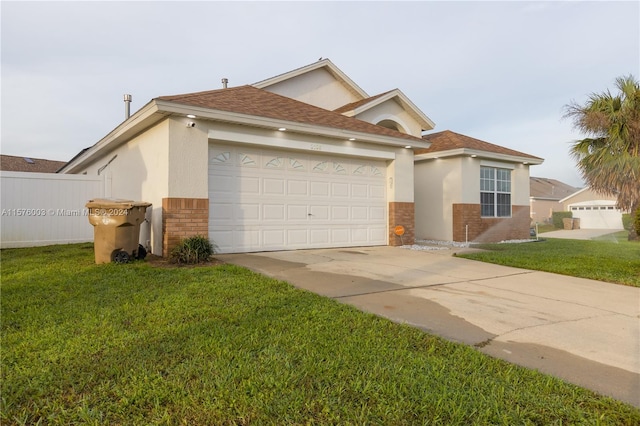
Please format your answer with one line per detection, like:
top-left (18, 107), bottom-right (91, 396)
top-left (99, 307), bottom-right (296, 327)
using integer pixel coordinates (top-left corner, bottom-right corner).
top-left (137, 244), bottom-right (147, 260)
top-left (112, 250), bottom-right (130, 264)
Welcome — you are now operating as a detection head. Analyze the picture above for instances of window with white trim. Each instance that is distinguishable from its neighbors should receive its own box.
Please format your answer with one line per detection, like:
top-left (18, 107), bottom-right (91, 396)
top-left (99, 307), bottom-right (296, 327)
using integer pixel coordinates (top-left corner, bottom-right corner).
top-left (480, 166), bottom-right (511, 217)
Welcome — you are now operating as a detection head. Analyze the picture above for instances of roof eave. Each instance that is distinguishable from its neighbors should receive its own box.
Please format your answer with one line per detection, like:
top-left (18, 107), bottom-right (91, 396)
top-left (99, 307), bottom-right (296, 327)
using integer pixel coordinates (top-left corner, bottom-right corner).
top-left (415, 148), bottom-right (544, 165)
top-left (153, 100), bottom-right (430, 149)
top-left (58, 100), bottom-right (164, 173)
top-left (352, 89), bottom-right (436, 130)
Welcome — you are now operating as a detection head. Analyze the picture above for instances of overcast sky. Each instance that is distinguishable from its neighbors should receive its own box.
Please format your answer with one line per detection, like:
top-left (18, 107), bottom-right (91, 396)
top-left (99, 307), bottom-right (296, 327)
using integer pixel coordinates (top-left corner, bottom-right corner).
top-left (2, 1), bottom-right (638, 187)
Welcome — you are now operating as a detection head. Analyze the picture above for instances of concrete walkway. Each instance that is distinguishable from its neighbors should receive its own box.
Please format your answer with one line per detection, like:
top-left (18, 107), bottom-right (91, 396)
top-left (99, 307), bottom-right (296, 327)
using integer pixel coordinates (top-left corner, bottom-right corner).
top-left (218, 246), bottom-right (640, 407)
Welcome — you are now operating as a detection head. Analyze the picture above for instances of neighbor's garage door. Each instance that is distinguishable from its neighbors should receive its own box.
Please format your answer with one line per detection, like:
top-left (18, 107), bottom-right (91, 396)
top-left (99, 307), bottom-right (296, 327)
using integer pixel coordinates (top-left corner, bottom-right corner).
top-left (209, 144), bottom-right (387, 253)
top-left (569, 203), bottom-right (623, 229)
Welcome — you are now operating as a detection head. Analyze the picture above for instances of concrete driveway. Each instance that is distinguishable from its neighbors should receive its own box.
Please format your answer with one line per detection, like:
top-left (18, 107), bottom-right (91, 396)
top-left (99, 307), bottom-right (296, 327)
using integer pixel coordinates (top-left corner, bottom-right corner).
top-left (217, 246), bottom-right (640, 407)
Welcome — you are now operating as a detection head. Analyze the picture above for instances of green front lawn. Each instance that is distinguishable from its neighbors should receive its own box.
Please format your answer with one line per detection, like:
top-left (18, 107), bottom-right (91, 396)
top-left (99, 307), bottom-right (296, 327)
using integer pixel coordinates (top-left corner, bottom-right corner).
top-left (459, 232), bottom-right (640, 287)
top-left (2, 244), bottom-right (639, 424)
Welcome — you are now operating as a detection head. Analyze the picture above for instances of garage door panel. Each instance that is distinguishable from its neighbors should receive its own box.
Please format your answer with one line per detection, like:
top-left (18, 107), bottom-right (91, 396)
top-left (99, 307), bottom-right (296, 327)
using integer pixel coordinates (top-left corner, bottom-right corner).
top-left (310, 229), bottom-right (329, 244)
top-left (236, 204), bottom-right (260, 220)
top-left (352, 228), bottom-right (368, 242)
top-left (309, 205), bottom-right (329, 220)
top-left (210, 175), bottom-right (235, 192)
top-left (263, 204), bottom-right (285, 220)
top-left (370, 227), bottom-right (387, 243)
top-left (331, 228), bottom-right (350, 243)
top-left (288, 229), bottom-right (308, 245)
top-left (370, 185), bottom-right (385, 198)
top-left (210, 230), bottom-right (233, 251)
top-left (352, 184), bottom-right (368, 198)
top-left (210, 143), bottom-right (387, 253)
top-left (288, 205), bottom-right (308, 220)
top-left (239, 176), bottom-right (260, 194)
top-left (352, 206), bottom-right (368, 220)
top-left (370, 207), bottom-right (385, 220)
top-left (331, 182), bottom-right (349, 197)
top-left (263, 229), bottom-right (285, 246)
top-left (288, 180), bottom-right (308, 196)
top-left (332, 206), bottom-right (349, 220)
top-left (211, 203), bottom-right (233, 220)
top-left (310, 181), bottom-right (329, 197)
top-left (263, 178), bottom-right (285, 195)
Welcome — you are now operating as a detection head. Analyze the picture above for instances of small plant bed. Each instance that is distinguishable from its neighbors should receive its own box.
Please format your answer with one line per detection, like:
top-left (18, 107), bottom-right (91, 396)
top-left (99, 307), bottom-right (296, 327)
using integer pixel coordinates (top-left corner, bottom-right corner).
top-left (458, 232), bottom-right (639, 287)
top-left (2, 244), bottom-right (639, 424)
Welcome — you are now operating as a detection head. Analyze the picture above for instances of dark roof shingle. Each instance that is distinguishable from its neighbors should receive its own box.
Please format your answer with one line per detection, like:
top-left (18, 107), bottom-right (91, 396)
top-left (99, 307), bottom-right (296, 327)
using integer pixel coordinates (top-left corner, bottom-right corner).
top-left (156, 85), bottom-right (422, 142)
top-left (416, 130), bottom-right (542, 160)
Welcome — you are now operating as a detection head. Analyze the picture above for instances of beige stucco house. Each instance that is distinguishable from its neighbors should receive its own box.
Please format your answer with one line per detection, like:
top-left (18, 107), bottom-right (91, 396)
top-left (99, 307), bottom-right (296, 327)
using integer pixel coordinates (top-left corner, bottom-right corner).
top-left (59, 59), bottom-right (542, 255)
top-left (529, 177), bottom-right (580, 224)
top-left (560, 187), bottom-right (624, 229)
top-left (414, 131), bottom-right (542, 242)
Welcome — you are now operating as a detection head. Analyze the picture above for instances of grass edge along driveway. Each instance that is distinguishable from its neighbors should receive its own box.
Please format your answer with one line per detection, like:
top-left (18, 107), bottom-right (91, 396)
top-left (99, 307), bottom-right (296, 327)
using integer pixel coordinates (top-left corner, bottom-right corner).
top-left (2, 243), bottom-right (639, 424)
top-left (458, 232), bottom-right (640, 287)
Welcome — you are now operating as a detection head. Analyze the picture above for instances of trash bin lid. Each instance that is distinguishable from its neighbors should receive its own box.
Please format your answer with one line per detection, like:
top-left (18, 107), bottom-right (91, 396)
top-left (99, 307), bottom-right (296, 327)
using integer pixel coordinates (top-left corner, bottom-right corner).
top-left (86, 198), bottom-right (152, 209)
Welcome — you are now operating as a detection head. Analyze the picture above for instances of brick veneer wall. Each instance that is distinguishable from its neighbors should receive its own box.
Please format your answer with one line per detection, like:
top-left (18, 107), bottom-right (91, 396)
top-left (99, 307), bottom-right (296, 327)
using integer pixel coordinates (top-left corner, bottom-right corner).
top-left (452, 204), bottom-right (530, 242)
top-left (162, 198), bottom-right (209, 257)
top-left (389, 202), bottom-right (415, 246)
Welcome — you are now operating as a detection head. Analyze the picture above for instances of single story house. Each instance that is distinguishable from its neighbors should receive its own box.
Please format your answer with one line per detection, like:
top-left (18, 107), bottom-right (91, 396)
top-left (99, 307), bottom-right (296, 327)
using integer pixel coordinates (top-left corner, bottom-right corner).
top-left (529, 177), bottom-right (580, 223)
top-left (0, 154), bottom-right (67, 173)
top-left (59, 59), bottom-right (542, 255)
top-left (414, 131), bottom-right (542, 243)
top-left (560, 187), bottom-right (624, 230)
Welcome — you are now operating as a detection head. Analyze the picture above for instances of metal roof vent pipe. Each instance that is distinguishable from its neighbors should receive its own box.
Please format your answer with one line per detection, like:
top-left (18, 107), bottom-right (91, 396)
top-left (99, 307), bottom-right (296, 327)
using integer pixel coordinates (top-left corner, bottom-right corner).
top-left (123, 94), bottom-right (132, 119)
top-left (222, 78), bottom-right (228, 89)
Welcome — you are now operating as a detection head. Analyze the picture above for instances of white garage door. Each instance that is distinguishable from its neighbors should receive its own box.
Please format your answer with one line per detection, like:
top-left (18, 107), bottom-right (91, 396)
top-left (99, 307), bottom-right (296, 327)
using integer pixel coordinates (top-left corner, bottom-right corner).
top-left (208, 144), bottom-right (388, 253)
top-left (570, 203), bottom-right (623, 229)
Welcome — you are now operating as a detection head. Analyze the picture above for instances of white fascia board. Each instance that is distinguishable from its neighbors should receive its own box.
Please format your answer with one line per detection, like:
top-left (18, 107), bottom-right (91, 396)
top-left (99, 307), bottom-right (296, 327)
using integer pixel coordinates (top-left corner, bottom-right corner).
top-left (59, 101), bottom-right (164, 173)
top-left (352, 89), bottom-right (436, 130)
top-left (208, 127), bottom-right (395, 160)
top-left (414, 148), bottom-right (543, 165)
top-left (155, 100), bottom-right (431, 149)
top-left (253, 59), bottom-right (369, 99)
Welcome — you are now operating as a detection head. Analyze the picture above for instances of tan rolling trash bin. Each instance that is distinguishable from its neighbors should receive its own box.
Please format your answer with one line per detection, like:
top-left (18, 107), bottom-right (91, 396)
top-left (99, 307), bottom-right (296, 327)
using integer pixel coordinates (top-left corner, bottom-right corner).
top-left (86, 198), bottom-right (152, 264)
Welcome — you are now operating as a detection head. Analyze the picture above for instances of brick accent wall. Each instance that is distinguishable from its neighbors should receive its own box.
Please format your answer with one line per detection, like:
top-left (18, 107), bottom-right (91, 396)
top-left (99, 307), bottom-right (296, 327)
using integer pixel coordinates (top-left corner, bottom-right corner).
top-left (388, 202), bottom-right (415, 246)
top-left (452, 204), bottom-right (530, 242)
top-left (162, 198), bottom-right (209, 257)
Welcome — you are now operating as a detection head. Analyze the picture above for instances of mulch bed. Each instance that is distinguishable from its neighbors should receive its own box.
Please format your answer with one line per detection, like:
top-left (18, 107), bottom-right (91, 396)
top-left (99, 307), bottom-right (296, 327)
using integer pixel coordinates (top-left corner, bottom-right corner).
top-left (143, 254), bottom-right (225, 268)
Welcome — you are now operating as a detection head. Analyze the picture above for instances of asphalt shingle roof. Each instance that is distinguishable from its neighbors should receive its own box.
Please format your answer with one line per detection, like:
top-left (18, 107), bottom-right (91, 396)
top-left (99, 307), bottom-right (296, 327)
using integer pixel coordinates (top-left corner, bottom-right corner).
top-left (0, 155), bottom-right (67, 173)
top-left (530, 177), bottom-right (580, 199)
top-left (416, 130), bottom-right (542, 160)
top-left (156, 85), bottom-right (422, 142)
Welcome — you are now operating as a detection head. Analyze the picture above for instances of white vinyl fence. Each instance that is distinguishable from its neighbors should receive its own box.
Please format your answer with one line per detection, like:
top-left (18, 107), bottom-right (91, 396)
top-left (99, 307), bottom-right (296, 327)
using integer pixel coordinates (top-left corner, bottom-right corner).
top-left (0, 171), bottom-right (104, 248)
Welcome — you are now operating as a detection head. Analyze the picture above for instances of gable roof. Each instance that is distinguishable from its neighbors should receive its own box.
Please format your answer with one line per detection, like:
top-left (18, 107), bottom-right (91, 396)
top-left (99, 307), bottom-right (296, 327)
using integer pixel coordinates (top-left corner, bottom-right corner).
top-left (252, 58), bottom-right (368, 100)
top-left (415, 130), bottom-right (543, 164)
top-left (156, 85), bottom-right (424, 143)
top-left (334, 89), bottom-right (435, 131)
top-left (530, 177), bottom-right (580, 200)
top-left (0, 154), bottom-right (67, 173)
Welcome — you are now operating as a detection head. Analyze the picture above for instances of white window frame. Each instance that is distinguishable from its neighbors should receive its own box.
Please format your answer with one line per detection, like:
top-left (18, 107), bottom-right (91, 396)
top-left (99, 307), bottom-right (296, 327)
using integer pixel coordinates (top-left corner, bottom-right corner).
top-left (480, 166), bottom-right (512, 218)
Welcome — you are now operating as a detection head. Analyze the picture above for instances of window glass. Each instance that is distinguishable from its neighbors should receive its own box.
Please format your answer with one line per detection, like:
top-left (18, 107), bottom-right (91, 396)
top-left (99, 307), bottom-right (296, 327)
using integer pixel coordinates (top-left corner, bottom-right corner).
top-left (480, 166), bottom-right (511, 217)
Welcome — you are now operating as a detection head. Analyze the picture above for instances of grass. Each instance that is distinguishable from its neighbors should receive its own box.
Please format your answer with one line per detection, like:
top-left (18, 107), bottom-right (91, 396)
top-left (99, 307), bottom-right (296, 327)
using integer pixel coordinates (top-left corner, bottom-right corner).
top-left (2, 244), bottom-right (639, 425)
top-left (459, 231), bottom-right (640, 287)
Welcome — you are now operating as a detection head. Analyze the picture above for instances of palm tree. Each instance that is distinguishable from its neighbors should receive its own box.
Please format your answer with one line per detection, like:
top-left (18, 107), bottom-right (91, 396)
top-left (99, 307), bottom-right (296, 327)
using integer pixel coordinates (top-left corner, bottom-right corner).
top-left (564, 75), bottom-right (640, 240)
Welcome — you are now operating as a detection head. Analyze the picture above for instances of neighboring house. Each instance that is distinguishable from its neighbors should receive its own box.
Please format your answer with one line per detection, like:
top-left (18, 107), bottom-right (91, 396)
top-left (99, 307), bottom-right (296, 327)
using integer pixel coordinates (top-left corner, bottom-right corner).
top-left (59, 59), bottom-right (542, 255)
top-left (0, 154), bottom-right (67, 173)
top-left (414, 131), bottom-right (543, 243)
top-left (529, 177), bottom-right (580, 223)
top-left (560, 187), bottom-right (624, 229)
